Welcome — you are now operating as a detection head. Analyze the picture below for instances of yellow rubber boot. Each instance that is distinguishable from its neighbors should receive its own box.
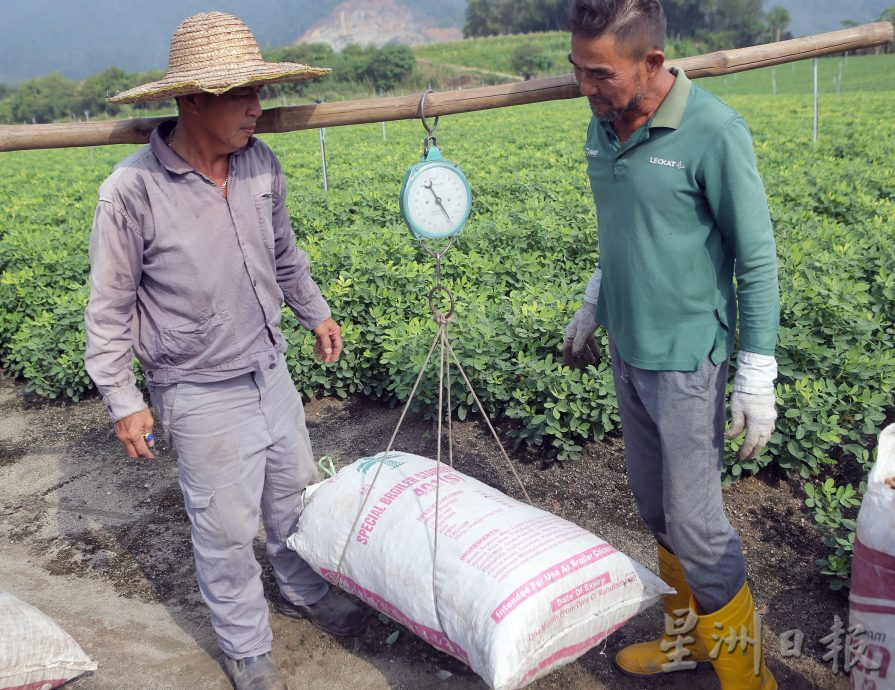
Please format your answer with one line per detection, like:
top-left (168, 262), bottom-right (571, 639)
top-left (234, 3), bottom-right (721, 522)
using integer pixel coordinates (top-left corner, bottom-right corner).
top-left (693, 582), bottom-right (777, 690)
top-left (615, 544), bottom-right (711, 677)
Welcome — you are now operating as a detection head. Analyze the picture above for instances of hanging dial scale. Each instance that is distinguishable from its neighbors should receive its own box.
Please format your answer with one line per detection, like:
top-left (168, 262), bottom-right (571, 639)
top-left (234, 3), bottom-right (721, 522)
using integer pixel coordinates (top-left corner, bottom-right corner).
top-left (400, 93), bottom-right (471, 242)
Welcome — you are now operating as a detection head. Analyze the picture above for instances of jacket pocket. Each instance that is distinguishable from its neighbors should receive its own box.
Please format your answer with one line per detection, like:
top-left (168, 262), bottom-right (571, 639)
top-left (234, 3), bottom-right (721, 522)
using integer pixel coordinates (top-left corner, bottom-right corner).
top-left (158, 310), bottom-right (235, 368)
top-left (254, 192), bottom-right (275, 250)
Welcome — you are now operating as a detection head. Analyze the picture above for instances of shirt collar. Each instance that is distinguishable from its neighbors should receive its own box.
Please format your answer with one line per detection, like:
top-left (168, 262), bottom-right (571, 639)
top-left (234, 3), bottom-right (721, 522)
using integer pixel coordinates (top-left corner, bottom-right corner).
top-left (597, 65), bottom-right (693, 143)
top-left (150, 120), bottom-right (255, 175)
top-left (649, 66), bottom-right (692, 131)
top-left (151, 121), bottom-right (190, 174)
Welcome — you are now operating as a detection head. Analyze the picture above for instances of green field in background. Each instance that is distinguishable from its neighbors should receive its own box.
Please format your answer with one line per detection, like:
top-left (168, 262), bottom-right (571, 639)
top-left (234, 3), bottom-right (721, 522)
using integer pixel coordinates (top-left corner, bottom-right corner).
top-left (415, 30), bottom-right (895, 94)
top-left (697, 53), bottom-right (895, 95)
top-left (414, 31), bottom-right (572, 77)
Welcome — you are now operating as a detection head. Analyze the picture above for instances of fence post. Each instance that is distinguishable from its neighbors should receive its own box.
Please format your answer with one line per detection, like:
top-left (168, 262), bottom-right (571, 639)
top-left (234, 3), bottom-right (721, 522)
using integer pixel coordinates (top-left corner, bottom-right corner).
top-left (319, 127), bottom-right (328, 192)
top-left (84, 110), bottom-right (94, 162)
top-left (812, 58), bottom-right (819, 145)
top-left (315, 98), bottom-right (329, 192)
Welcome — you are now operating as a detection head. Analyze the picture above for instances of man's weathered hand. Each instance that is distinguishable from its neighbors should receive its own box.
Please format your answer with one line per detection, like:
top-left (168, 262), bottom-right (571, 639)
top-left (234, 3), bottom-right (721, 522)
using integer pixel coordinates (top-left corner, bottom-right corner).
top-left (114, 407), bottom-right (156, 459)
top-left (726, 391), bottom-right (776, 459)
top-left (563, 302), bottom-right (600, 369)
top-left (313, 317), bottom-right (343, 363)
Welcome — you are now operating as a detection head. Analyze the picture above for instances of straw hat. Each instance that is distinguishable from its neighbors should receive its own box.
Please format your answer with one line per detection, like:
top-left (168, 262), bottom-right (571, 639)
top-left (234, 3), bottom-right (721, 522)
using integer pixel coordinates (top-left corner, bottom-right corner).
top-left (109, 11), bottom-right (331, 104)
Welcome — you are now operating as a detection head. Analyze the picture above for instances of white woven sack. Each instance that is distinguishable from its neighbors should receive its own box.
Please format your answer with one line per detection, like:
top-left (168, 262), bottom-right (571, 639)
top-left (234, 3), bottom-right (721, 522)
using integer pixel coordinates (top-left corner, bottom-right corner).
top-left (849, 424), bottom-right (895, 690)
top-left (0, 590), bottom-right (97, 690)
top-left (288, 452), bottom-right (671, 689)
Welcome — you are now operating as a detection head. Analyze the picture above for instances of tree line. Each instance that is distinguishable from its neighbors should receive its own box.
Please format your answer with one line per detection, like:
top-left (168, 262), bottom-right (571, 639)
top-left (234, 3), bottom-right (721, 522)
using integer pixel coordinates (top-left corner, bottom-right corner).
top-left (465, 0), bottom-right (895, 49)
top-left (0, 43), bottom-right (416, 125)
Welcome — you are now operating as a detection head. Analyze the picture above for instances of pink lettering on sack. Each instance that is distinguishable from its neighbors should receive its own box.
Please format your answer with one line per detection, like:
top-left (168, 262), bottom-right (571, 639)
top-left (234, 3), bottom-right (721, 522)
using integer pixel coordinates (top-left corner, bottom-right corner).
top-left (355, 467), bottom-right (465, 545)
top-left (490, 543), bottom-right (617, 623)
top-left (549, 572), bottom-right (612, 612)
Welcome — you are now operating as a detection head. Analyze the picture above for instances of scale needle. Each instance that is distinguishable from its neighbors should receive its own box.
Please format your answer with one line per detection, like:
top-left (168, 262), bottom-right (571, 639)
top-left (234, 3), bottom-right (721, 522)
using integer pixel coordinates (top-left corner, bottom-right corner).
top-left (425, 180), bottom-right (453, 224)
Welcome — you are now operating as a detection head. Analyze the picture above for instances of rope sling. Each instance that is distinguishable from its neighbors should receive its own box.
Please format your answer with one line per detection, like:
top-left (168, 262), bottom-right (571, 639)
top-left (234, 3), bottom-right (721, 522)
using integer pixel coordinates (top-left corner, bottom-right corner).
top-left (329, 93), bottom-right (535, 656)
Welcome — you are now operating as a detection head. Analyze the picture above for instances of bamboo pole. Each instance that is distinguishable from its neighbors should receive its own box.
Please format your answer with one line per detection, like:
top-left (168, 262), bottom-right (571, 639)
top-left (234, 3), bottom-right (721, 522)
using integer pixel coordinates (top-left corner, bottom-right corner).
top-left (0, 21), bottom-right (891, 153)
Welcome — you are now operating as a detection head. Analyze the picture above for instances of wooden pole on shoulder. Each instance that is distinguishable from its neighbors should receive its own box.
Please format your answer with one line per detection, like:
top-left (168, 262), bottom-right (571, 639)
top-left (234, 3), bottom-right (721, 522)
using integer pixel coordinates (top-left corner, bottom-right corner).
top-left (0, 22), bottom-right (891, 153)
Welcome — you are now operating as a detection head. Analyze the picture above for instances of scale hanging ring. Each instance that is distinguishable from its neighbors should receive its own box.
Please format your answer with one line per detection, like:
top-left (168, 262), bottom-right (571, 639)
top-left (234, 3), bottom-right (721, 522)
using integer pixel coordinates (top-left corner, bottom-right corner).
top-left (428, 285), bottom-right (455, 323)
top-left (419, 90), bottom-right (439, 136)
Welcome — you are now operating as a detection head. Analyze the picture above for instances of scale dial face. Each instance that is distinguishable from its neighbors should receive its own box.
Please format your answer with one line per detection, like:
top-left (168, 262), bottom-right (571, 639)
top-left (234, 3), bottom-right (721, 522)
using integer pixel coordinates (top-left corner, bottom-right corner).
top-left (403, 163), bottom-right (471, 239)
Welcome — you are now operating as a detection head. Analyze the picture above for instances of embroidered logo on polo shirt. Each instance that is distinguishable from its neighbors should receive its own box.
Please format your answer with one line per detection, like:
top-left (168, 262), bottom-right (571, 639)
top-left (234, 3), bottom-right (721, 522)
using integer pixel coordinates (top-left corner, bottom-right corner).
top-left (649, 156), bottom-right (686, 169)
top-left (585, 146), bottom-right (600, 158)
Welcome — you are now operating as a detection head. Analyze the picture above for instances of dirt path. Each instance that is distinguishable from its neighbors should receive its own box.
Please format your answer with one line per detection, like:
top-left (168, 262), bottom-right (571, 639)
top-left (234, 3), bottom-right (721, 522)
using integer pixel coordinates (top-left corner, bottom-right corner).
top-left (0, 375), bottom-right (849, 689)
top-left (416, 58), bottom-right (524, 82)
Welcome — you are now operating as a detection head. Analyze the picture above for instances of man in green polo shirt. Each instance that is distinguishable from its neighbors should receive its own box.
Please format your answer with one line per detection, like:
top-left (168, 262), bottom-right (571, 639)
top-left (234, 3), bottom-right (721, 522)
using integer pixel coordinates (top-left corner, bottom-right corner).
top-left (562, 1), bottom-right (778, 688)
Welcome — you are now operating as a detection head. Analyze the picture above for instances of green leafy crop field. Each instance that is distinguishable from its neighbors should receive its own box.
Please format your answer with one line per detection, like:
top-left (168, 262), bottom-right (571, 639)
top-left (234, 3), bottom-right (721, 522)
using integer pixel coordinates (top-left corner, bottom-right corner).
top-left (698, 53), bottom-right (895, 95)
top-left (0, 84), bottom-right (892, 586)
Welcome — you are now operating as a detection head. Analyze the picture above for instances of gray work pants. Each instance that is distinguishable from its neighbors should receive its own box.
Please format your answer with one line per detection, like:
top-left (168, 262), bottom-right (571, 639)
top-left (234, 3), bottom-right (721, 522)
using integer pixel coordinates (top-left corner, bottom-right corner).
top-left (608, 340), bottom-right (747, 614)
top-left (149, 356), bottom-right (328, 659)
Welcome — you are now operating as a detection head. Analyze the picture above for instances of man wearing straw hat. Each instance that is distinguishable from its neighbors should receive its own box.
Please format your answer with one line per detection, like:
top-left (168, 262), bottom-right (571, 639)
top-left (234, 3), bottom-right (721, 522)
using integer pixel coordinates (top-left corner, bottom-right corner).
top-left (84, 12), bottom-right (365, 689)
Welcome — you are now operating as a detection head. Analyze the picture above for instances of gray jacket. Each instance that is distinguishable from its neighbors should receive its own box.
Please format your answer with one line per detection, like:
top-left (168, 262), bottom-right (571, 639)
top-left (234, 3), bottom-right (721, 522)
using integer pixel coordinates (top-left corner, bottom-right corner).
top-left (84, 123), bottom-right (330, 420)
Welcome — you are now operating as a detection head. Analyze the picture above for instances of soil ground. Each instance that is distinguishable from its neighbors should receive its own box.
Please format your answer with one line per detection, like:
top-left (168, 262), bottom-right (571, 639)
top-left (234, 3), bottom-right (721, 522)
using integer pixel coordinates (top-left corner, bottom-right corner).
top-left (0, 374), bottom-right (851, 690)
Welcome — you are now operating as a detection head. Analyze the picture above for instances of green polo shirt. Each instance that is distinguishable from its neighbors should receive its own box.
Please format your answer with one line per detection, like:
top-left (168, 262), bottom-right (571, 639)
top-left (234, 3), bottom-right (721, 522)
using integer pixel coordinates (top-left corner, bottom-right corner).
top-left (585, 67), bottom-right (779, 371)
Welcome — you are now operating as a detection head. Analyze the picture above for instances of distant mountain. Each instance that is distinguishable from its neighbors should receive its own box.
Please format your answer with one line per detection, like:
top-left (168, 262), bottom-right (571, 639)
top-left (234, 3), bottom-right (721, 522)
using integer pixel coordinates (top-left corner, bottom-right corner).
top-left (299, 0), bottom-right (463, 50)
top-left (0, 0), bottom-right (465, 85)
top-left (394, 0), bottom-right (467, 28)
top-left (772, 0), bottom-right (891, 37)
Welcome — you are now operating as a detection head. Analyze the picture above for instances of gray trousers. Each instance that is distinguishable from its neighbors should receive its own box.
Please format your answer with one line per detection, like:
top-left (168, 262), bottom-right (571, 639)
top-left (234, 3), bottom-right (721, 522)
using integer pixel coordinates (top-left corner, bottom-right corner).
top-left (149, 356), bottom-right (328, 659)
top-left (608, 341), bottom-right (747, 614)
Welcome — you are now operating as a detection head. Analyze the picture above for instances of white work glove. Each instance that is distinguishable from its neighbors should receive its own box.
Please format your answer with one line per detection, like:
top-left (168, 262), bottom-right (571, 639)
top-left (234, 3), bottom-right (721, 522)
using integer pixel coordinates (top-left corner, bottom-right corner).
top-left (725, 351), bottom-right (778, 459)
top-left (563, 268), bottom-right (602, 370)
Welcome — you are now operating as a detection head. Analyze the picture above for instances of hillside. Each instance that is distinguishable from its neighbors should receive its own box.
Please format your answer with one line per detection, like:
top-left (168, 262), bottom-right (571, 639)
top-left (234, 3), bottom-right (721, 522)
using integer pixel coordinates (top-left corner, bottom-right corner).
top-left (415, 32), bottom-right (570, 78)
top-left (298, 0), bottom-right (462, 50)
top-left (413, 31), bottom-right (705, 81)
